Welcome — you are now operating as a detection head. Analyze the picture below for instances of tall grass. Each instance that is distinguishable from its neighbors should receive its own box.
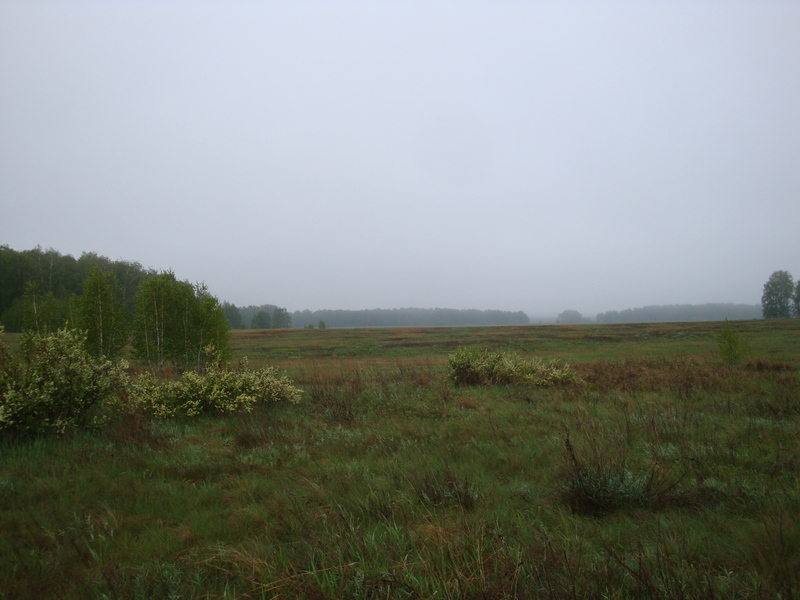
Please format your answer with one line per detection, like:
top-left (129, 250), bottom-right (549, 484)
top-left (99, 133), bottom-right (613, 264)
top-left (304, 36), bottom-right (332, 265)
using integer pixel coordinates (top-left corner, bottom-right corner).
top-left (1, 320), bottom-right (798, 599)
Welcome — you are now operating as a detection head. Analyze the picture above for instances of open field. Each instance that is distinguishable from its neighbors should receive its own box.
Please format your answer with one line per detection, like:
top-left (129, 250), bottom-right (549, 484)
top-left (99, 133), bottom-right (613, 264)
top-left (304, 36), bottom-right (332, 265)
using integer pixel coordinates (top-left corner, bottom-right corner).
top-left (2, 320), bottom-right (799, 598)
top-left (232, 318), bottom-right (800, 362)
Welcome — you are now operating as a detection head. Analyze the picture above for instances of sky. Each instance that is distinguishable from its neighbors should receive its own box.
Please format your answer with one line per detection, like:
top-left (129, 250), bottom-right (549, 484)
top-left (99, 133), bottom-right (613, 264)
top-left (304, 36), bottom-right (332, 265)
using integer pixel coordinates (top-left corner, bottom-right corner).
top-left (1, 1), bottom-right (798, 318)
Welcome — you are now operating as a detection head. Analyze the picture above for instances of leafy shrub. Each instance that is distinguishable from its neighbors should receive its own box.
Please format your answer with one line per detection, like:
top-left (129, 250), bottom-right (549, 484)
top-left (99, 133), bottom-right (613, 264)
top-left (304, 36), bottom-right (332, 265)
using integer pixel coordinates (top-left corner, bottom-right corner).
top-left (0, 326), bottom-right (20, 393)
top-left (717, 319), bottom-right (751, 366)
top-left (129, 358), bottom-right (301, 418)
top-left (447, 347), bottom-right (576, 386)
top-left (0, 328), bottom-right (128, 434)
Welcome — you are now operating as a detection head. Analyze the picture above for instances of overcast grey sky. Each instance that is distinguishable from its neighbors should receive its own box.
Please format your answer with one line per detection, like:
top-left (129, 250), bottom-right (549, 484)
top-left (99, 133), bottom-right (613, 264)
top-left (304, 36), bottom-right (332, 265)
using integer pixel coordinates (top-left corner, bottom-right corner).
top-left (1, 1), bottom-right (798, 317)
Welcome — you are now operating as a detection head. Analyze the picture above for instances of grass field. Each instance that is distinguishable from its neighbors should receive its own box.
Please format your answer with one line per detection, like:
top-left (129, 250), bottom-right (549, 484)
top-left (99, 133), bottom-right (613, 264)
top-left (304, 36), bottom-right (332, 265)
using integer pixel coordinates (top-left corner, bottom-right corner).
top-left (1, 320), bottom-right (799, 599)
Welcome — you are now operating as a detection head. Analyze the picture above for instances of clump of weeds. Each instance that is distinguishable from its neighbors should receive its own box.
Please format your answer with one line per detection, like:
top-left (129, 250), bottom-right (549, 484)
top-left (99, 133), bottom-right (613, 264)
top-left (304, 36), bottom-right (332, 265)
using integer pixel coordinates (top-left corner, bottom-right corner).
top-left (411, 467), bottom-right (481, 512)
top-left (560, 426), bottom-right (680, 515)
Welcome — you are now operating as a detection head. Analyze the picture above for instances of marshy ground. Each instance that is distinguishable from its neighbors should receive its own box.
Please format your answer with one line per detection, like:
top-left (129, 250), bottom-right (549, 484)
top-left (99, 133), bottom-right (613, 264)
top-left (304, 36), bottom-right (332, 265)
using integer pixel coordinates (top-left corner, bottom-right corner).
top-left (1, 320), bottom-right (799, 599)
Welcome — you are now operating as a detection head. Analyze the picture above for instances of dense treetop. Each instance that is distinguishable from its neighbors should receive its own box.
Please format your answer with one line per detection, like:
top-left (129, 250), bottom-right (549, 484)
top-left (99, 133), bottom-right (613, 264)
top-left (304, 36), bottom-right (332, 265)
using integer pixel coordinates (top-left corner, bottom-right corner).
top-left (0, 245), bottom-right (153, 331)
top-left (761, 270), bottom-right (798, 319)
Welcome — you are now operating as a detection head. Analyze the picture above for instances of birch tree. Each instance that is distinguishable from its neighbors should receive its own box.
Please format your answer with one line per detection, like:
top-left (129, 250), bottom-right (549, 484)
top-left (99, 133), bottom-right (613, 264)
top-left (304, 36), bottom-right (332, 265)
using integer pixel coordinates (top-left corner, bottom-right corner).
top-left (133, 272), bottom-right (230, 370)
top-left (77, 267), bottom-right (128, 359)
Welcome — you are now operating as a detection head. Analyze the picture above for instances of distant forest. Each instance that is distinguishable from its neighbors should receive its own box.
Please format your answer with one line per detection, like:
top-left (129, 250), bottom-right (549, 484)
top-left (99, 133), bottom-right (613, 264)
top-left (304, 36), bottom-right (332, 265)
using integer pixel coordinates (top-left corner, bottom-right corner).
top-left (0, 246), bottom-right (766, 331)
top-left (0, 246), bottom-right (530, 331)
top-left (226, 305), bottom-right (530, 329)
top-left (595, 303), bottom-right (761, 323)
top-left (290, 308), bottom-right (530, 328)
top-left (0, 245), bottom-right (155, 332)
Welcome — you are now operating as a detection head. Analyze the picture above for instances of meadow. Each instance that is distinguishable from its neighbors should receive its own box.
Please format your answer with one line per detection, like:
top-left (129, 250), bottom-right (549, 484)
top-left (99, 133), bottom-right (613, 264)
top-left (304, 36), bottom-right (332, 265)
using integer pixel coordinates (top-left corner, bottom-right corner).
top-left (1, 320), bottom-right (799, 599)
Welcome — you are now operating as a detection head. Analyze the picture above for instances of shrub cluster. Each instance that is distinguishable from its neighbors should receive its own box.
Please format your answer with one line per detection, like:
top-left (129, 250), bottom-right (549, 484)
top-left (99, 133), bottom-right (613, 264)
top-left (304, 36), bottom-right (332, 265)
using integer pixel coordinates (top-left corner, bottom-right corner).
top-left (0, 328), bottom-right (128, 434)
top-left (1, 328), bottom-right (302, 434)
top-left (129, 358), bottom-right (302, 418)
top-left (447, 347), bottom-right (577, 386)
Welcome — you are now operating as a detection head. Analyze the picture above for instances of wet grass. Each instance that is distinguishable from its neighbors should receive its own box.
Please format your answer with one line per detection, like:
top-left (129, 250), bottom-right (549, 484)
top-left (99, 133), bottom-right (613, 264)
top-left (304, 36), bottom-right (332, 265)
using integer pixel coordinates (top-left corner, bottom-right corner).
top-left (1, 320), bottom-right (799, 598)
top-left (234, 319), bottom-right (800, 366)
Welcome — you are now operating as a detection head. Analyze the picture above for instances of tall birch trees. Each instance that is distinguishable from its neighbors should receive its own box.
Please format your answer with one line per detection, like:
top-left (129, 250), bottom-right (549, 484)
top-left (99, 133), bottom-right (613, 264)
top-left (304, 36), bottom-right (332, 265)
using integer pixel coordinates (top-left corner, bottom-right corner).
top-left (133, 272), bottom-right (230, 370)
top-left (77, 267), bottom-right (128, 360)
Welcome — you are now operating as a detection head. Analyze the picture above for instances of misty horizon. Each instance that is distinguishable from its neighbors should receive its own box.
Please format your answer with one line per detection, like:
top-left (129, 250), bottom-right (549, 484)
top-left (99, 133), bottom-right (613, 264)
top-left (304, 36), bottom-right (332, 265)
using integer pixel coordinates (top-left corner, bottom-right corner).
top-left (2, 1), bottom-right (798, 317)
top-left (2, 240), bottom-right (761, 326)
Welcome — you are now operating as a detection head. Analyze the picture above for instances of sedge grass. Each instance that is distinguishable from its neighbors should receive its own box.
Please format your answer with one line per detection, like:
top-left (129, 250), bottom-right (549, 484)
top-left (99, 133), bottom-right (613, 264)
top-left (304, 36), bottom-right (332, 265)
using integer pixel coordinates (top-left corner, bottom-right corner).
top-left (1, 321), bottom-right (798, 598)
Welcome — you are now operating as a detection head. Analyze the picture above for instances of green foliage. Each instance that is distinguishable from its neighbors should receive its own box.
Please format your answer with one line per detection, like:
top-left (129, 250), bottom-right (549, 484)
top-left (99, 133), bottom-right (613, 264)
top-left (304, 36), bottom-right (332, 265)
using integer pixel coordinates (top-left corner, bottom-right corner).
top-left (1, 245), bottom-right (153, 332)
top-left (561, 464), bottom-right (661, 514)
top-left (762, 270), bottom-right (794, 319)
top-left (596, 302), bottom-right (762, 323)
top-left (237, 303), bottom-right (279, 329)
top-left (21, 282), bottom-right (74, 335)
top-left (132, 272), bottom-right (175, 367)
top-left (193, 284), bottom-right (232, 364)
top-left (77, 267), bottom-right (129, 360)
top-left (129, 358), bottom-right (301, 418)
top-left (560, 429), bottom-right (678, 515)
top-left (221, 301), bottom-right (244, 329)
top-left (251, 309), bottom-right (271, 329)
top-left (76, 252), bottom-right (154, 317)
top-left (412, 468), bottom-right (480, 511)
top-left (271, 307), bottom-right (292, 329)
top-left (557, 309), bottom-right (584, 324)
top-left (716, 319), bottom-right (752, 365)
top-left (794, 280), bottom-right (800, 318)
top-left (2, 323), bottom-right (800, 599)
top-left (447, 347), bottom-right (576, 386)
top-left (0, 328), bottom-right (128, 434)
top-left (132, 272), bottom-right (230, 370)
top-left (290, 307), bottom-right (530, 328)
top-left (564, 465), bottom-right (649, 512)
top-left (0, 327), bottom-right (19, 398)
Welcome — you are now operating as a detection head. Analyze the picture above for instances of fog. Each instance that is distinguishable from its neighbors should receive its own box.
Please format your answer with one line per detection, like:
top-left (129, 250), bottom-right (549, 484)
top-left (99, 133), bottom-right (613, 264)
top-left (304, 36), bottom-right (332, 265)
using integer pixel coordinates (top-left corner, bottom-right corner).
top-left (2, 1), bottom-right (798, 318)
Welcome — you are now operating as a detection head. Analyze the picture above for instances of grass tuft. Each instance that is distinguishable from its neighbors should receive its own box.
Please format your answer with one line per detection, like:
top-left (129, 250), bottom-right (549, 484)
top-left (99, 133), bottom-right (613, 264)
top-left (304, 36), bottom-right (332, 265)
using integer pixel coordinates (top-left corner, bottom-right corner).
top-left (560, 428), bottom-right (680, 515)
top-left (411, 467), bottom-right (481, 511)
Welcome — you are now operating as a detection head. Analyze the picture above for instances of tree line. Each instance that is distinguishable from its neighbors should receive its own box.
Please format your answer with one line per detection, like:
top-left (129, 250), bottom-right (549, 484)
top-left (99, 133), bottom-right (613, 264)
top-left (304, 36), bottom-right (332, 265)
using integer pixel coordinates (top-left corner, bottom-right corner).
top-left (288, 307), bottom-right (530, 328)
top-left (228, 304), bottom-right (294, 330)
top-left (0, 246), bottom-right (229, 370)
top-left (594, 303), bottom-right (762, 324)
top-left (584, 270), bottom-right (799, 324)
top-left (219, 304), bottom-right (531, 330)
top-left (0, 245), bottom-right (152, 331)
top-left (12, 247), bottom-right (791, 342)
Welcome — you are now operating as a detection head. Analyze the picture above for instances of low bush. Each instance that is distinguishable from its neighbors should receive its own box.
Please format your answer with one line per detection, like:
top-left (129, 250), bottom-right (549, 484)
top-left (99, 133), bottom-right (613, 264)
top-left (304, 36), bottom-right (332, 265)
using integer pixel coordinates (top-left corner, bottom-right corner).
top-left (447, 347), bottom-right (576, 386)
top-left (129, 357), bottom-right (302, 418)
top-left (717, 319), bottom-right (752, 366)
top-left (560, 429), bottom-right (678, 515)
top-left (0, 328), bottom-right (128, 434)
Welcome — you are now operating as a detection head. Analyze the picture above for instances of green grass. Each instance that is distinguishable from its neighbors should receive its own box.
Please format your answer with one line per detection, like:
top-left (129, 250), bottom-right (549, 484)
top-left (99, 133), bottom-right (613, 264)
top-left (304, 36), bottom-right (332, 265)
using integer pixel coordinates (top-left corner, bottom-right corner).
top-left (232, 319), bottom-right (800, 365)
top-left (1, 320), bottom-right (799, 598)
